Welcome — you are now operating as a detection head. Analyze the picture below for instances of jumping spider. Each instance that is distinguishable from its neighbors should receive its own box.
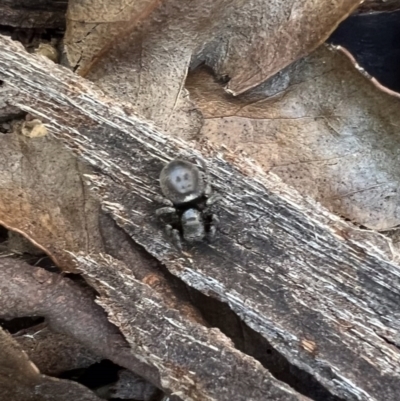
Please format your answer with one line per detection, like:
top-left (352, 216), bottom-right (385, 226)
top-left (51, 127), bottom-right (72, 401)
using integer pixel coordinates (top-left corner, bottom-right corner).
top-left (156, 158), bottom-right (219, 250)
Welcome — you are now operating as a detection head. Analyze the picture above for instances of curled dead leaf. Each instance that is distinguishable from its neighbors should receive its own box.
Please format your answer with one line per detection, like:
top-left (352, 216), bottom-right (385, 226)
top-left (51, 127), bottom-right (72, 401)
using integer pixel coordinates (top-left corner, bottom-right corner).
top-left (67, 0), bottom-right (361, 137)
top-left (64, 0), bottom-right (162, 73)
top-left (186, 45), bottom-right (400, 231)
top-left (0, 326), bottom-right (102, 401)
top-left (21, 119), bottom-right (48, 138)
top-left (35, 43), bottom-right (59, 63)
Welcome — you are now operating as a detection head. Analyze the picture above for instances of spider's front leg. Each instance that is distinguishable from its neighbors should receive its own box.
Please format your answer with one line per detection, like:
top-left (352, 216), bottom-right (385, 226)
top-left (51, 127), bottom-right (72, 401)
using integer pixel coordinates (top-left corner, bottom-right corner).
top-left (155, 195), bottom-right (179, 219)
top-left (194, 157), bottom-right (221, 206)
top-left (155, 200), bottom-right (182, 250)
top-left (156, 206), bottom-right (177, 217)
top-left (155, 195), bottom-right (174, 207)
top-left (195, 157), bottom-right (212, 197)
top-left (205, 193), bottom-right (221, 207)
top-left (166, 224), bottom-right (182, 250)
top-left (208, 213), bottom-right (219, 240)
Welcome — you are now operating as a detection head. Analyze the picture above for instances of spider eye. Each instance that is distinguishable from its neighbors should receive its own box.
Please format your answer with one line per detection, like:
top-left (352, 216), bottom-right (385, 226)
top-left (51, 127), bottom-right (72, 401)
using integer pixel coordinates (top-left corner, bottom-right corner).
top-left (184, 173), bottom-right (189, 180)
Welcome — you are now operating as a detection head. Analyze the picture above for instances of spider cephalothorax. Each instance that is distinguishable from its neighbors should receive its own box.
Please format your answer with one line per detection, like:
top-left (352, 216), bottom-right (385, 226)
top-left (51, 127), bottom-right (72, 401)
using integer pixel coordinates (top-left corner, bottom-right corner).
top-left (156, 158), bottom-right (219, 249)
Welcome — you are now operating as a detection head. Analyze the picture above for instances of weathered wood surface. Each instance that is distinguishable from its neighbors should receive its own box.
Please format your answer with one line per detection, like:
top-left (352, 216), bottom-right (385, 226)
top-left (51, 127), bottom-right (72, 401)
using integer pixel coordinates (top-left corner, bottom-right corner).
top-left (79, 254), bottom-right (308, 401)
top-left (0, 35), bottom-right (400, 401)
top-left (0, 255), bottom-right (305, 401)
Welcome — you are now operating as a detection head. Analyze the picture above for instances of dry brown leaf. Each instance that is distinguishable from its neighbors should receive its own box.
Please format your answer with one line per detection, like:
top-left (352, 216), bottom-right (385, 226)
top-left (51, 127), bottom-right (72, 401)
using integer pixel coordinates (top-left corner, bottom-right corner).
top-left (83, 0), bottom-right (218, 138)
top-left (0, 256), bottom-right (161, 390)
top-left (0, 132), bottom-right (103, 268)
top-left (186, 44), bottom-right (400, 231)
top-left (200, 0), bottom-right (363, 94)
top-left (355, 0), bottom-right (400, 12)
top-left (0, 327), bottom-right (102, 401)
top-left (68, 0), bottom-right (361, 137)
top-left (64, 0), bottom-right (160, 72)
top-left (14, 325), bottom-right (100, 376)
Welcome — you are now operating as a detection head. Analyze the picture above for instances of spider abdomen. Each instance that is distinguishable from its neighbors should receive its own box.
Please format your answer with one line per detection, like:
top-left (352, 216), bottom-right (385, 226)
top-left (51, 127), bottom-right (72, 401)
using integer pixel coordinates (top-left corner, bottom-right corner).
top-left (181, 208), bottom-right (206, 242)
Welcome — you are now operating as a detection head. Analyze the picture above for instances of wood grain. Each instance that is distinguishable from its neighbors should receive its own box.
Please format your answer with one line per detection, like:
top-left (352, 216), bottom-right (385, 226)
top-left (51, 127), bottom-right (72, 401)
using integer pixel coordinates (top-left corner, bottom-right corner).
top-left (0, 35), bottom-right (399, 401)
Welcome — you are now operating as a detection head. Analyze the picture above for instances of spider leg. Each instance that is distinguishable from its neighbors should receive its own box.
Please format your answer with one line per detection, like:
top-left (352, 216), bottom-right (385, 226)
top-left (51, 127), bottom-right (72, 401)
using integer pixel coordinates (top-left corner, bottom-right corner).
top-left (156, 207), bottom-right (177, 217)
top-left (193, 156), bottom-right (213, 197)
top-left (208, 213), bottom-right (219, 240)
top-left (194, 155), bottom-right (208, 171)
top-left (155, 195), bottom-right (174, 207)
top-left (156, 201), bottom-right (181, 249)
top-left (206, 193), bottom-right (221, 207)
top-left (166, 224), bottom-right (182, 250)
top-left (195, 157), bottom-right (221, 206)
top-left (204, 180), bottom-right (213, 197)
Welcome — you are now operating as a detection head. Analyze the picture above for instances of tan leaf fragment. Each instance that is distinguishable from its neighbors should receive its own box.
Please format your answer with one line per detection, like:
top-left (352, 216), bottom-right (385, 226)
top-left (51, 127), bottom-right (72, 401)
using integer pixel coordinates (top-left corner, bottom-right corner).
top-left (355, 0), bottom-right (400, 13)
top-left (0, 132), bottom-right (103, 268)
top-left (0, 327), bottom-right (101, 401)
top-left (35, 43), bottom-right (59, 63)
top-left (64, 0), bottom-right (161, 72)
top-left (186, 45), bottom-right (400, 231)
top-left (68, 0), bottom-right (361, 136)
top-left (205, 0), bottom-right (363, 94)
top-left (21, 119), bottom-right (48, 138)
top-left (14, 325), bottom-right (100, 376)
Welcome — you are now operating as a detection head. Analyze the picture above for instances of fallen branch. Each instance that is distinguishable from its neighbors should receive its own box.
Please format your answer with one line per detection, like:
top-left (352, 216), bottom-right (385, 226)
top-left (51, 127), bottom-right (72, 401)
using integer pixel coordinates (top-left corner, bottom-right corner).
top-left (0, 35), bottom-right (400, 401)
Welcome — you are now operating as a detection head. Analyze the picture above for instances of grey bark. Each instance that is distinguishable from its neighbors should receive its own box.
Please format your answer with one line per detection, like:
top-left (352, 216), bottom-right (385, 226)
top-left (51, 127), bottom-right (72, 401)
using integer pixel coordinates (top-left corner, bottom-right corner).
top-left (0, 34), bottom-right (399, 401)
